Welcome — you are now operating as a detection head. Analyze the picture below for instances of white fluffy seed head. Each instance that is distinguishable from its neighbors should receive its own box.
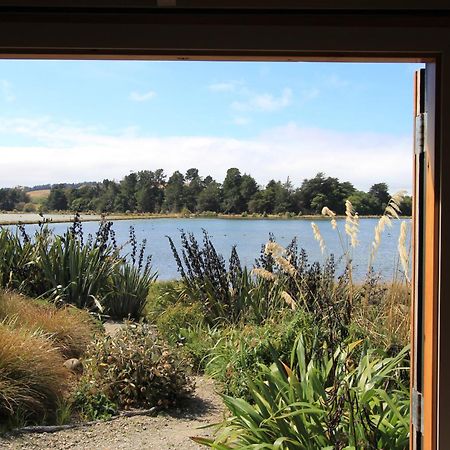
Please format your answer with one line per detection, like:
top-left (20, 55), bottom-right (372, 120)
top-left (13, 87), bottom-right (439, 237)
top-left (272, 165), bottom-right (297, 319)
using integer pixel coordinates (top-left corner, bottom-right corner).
top-left (398, 221), bottom-right (410, 282)
top-left (311, 222), bottom-right (326, 255)
top-left (321, 206), bottom-right (336, 217)
top-left (264, 241), bottom-right (286, 257)
top-left (281, 291), bottom-right (297, 310)
top-left (252, 267), bottom-right (277, 281)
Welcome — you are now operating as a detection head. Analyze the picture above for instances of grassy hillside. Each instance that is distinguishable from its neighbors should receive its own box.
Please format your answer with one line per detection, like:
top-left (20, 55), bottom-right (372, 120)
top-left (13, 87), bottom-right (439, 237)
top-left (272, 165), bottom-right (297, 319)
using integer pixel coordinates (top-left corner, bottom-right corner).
top-left (28, 189), bottom-right (50, 204)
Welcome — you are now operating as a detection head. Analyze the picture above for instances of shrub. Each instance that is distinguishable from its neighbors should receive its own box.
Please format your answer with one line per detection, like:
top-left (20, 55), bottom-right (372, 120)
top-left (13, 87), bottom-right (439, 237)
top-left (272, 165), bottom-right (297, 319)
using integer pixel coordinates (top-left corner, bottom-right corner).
top-left (0, 290), bottom-right (95, 358)
top-left (176, 323), bottom-right (219, 372)
top-left (35, 228), bottom-right (119, 311)
top-left (167, 230), bottom-right (286, 325)
top-left (0, 323), bottom-right (69, 427)
top-left (0, 226), bottom-right (37, 293)
top-left (146, 280), bottom-right (185, 321)
top-left (72, 380), bottom-right (118, 421)
top-left (205, 313), bottom-right (313, 400)
top-left (80, 323), bottom-right (194, 410)
top-left (0, 220), bottom-right (156, 320)
top-left (197, 335), bottom-right (410, 450)
top-left (155, 301), bottom-right (204, 345)
top-left (105, 264), bottom-right (157, 320)
top-left (23, 203), bottom-right (37, 213)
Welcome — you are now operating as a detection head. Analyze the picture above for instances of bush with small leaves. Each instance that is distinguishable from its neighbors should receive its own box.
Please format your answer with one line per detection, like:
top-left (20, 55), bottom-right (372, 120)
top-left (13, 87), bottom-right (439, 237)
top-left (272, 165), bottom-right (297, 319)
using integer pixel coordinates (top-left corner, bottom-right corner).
top-left (81, 323), bottom-right (194, 410)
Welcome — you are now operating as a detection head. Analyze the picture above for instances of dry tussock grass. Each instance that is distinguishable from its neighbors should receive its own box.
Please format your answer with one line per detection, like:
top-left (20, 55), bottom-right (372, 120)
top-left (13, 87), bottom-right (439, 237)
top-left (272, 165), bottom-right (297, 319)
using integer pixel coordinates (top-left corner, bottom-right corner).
top-left (0, 323), bottom-right (69, 424)
top-left (0, 290), bottom-right (95, 358)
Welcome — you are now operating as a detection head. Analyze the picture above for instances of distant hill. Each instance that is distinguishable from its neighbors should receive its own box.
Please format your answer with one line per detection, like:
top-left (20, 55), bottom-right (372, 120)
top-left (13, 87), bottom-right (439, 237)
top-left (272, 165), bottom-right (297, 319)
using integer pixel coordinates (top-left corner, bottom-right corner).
top-left (26, 182), bottom-right (97, 192)
top-left (27, 189), bottom-right (51, 202)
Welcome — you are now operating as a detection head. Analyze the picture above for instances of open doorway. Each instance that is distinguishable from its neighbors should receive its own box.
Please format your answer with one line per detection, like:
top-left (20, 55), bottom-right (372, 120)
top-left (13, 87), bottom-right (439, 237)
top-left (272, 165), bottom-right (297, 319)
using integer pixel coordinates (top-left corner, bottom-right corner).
top-left (0, 59), bottom-right (432, 448)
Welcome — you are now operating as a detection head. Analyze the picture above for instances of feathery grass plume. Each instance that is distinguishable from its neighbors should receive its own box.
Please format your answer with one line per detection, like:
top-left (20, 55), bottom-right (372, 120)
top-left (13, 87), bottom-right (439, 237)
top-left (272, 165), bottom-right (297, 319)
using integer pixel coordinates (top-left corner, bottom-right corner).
top-left (322, 206), bottom-right (337, 229)
top-left (264, 241), bottom-right (286, 257)
top-left (311, 222), bottom-right (326, 255)
top-left (386, 190), bottom-right (407, 219)
top-left (398, 221), bottom-right (411, 283)
top-left (274, 255), bottom-right (297, 277)
top-left (281, 291), bottom-right (297, 310)
top-left (344, 200), bottom-right (360, 248)
top-left (370, 215), bottom-right (392, 266)
top-left (369, 191), bottom-right (406, 267)
top-left (251, 267), bottom-right (277, 282)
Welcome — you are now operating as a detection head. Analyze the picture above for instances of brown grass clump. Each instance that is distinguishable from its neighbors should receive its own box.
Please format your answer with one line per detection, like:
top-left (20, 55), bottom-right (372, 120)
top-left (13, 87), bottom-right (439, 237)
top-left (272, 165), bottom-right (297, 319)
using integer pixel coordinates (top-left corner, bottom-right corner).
top-left (354, 279), bottom-right (411, 350)
top-left (0, 323), bottom-right (69, 425)
top-left (0, 290), bottom-right (95, 358)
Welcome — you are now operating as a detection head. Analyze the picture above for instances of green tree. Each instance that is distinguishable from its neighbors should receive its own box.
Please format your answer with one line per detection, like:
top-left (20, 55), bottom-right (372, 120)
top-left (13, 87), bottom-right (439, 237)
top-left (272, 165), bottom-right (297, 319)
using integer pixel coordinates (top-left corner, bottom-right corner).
top-left (119, 172), bottom-right (138, 211)
top-left (136, 169), bottom-right (166, 213)
top-left (295, 172), bottom-right (355, 214)
top-left (184, 168), bottom-right (204, 212)
top-left (47, 187), bottom-right (68, 210)
top-left (222, 168), bottom-right (244, 213)
top-left (164, 171), bottom-right (186, 212)
top-left (197, 180), bottom-right (222, 212)
top-left (368, 183), bottom-right (390, 212)
top-left (347, 191), bottom-right (378, 215)
top-left (240, 174), bottom-right (259, 212)
top-left (0, 188), bottom-right (29, 211)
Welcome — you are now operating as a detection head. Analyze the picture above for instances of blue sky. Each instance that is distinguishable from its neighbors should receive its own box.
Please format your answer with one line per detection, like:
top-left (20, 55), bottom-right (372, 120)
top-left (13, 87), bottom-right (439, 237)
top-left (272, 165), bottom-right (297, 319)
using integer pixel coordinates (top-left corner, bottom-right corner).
top-left (0, 60), bottom-right (423, 191)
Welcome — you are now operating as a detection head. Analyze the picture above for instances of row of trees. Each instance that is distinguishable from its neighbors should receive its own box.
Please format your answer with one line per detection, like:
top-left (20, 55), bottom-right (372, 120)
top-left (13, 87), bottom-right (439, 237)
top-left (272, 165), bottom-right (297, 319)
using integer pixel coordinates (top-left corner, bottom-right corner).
top-left (42, 169), bottom-right (411, 216)
top-left (0, 188), bottom-right (30, 211)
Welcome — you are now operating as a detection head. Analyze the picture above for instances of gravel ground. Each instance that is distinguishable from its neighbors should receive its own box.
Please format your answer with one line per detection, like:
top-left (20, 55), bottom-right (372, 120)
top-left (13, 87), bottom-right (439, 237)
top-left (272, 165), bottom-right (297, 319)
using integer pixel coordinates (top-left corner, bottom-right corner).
top-left (0, 377), bottom-right (224, 450)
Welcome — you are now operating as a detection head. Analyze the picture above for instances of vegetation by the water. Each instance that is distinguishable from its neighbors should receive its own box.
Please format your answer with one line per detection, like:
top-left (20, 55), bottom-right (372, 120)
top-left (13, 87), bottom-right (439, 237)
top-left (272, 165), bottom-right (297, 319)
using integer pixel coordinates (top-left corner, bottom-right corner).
top-left (0, 194), bottom-right (411, 449)
top-left (2, 170), bottom-right (412, 216)
top-left (0, 217), bottom-right (156, 320)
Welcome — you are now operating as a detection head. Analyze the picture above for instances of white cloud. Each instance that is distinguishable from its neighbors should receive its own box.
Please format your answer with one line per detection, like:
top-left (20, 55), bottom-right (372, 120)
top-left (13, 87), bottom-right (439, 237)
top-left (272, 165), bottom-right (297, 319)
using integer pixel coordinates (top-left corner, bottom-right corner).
top-left (129, 90), bottom-right (156, 102)
top-left (208, 82), bottom-right (239, 92)
top-left (0, 80), bottom-right (15, 102)
top-left (0, 117), bottom-right (412, 193)
top-left (231, 88), bottom-right (292, 112)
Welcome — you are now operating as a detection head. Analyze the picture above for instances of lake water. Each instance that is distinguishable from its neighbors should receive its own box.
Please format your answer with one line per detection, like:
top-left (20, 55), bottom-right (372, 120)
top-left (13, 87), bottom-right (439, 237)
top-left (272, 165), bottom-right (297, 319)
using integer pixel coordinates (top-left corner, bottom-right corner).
top-left (14, 217), bottom-right (411, 281)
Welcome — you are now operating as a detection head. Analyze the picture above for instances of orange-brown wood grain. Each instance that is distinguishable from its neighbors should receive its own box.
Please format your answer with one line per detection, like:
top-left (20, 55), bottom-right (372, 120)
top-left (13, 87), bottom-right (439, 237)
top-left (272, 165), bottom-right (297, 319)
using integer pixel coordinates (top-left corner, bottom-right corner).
top-left (423, 63), bottom-right (439, 450)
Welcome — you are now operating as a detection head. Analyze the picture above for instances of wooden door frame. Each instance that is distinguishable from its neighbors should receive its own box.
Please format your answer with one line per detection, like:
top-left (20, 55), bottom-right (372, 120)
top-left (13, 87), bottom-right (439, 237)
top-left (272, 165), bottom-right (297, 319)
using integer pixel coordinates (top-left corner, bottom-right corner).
top-left (0, 6), bottom-right (448, 448)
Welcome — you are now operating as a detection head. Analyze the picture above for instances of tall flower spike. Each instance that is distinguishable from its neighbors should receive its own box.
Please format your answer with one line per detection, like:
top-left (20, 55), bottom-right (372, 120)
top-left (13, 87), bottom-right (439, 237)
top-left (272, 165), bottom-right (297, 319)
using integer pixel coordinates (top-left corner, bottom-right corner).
top-left (398, 221), bottom-right (410, 282)
top-left (264, 241), bottom-right (286, 257)
top-left (252, 267), bottom-right (277, 282)
top-left (344, 200), bottom-right (359, 248)
top-left (311, 222), bottom-right (326, 255)
top-left (322, 206), bottom-right (337, 229)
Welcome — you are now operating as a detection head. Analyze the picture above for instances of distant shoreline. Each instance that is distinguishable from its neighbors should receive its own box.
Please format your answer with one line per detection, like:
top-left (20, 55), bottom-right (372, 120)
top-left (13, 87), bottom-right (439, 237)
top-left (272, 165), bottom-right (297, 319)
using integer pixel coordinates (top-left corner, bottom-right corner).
top-left (0, 212), bottom-right (412, 226)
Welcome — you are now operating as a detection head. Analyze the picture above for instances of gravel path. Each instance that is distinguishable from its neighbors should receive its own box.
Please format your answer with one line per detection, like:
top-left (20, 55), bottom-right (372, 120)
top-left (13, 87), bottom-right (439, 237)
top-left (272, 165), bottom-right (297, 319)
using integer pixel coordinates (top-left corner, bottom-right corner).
top-left (0, 377), bottom-right (224, 450)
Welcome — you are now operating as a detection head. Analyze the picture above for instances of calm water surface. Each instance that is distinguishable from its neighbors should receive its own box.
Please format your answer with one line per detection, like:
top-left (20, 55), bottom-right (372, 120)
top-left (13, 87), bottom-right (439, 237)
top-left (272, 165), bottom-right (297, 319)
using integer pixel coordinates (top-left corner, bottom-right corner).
top-left (18, 218), bottom-right (411, 281)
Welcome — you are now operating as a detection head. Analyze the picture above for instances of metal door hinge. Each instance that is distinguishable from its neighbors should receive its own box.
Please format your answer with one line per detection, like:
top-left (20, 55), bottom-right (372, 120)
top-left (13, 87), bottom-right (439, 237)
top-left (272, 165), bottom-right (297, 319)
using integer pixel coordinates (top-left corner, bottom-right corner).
top-left (412, 388), bottom-right (424, 434)
top-left (415, 113), bottom-right (426, 155)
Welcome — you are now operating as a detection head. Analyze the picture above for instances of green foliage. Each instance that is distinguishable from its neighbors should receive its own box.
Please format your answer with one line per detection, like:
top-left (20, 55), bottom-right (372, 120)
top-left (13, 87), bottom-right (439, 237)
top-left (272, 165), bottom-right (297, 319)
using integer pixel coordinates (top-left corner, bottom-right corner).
top-left (295, 172), bottom-right (356, 214)
top-left (155, 301), bottom-right (204, 345)
top-left (41, 168), bottom-right (405, 216)
top-left (46, 186), bottom-right (68, 210)
top-left (0, 187), bottom-right (29, 211)
top-left (0, 220), bottom-right (156, 319)
top-left (167, 230), bottom-right (287, 325)
top-left (105, 264), bottom-right (157, 320)
top-left (0, 226), bottom-right (37, 293)
top-left (81, 323), bottom-right (194, 410)
top-left (72, 381), bottom-right (118, 421)
top-left (36, 228), bottom-right (119, 310)
top-left (198, 335), bottom-right (410, 450)
top-left (205, 313), bottom-right (313, 400)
